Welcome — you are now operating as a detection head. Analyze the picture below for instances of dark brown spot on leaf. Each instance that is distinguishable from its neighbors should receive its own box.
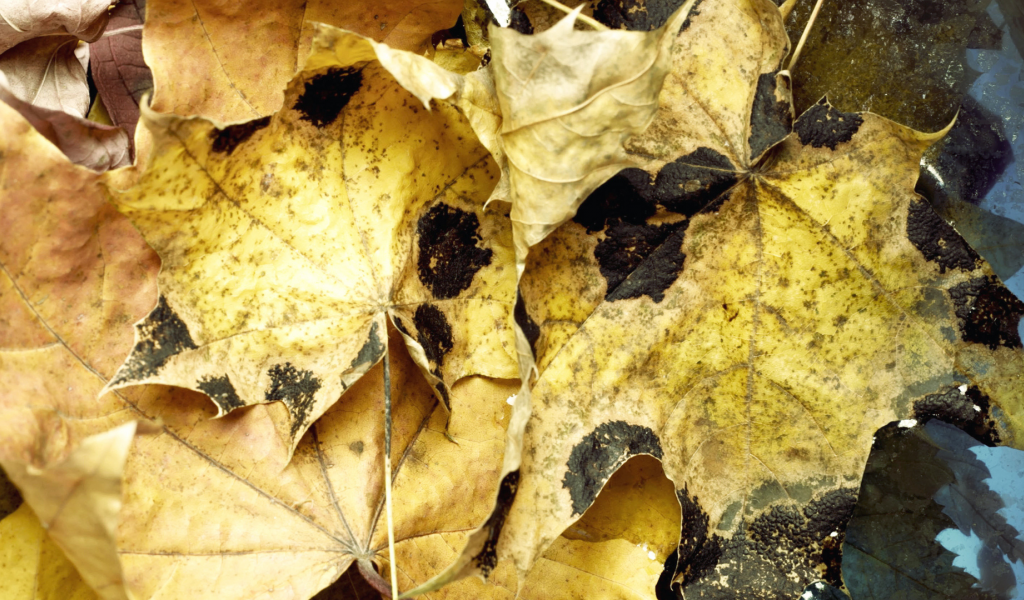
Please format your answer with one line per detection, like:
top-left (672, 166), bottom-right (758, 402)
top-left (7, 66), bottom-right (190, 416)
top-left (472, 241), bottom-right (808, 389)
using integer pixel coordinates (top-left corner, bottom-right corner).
top-left (197, 374), bottom-right (244, 413)
top-left (295, 67), bottom-right (363, 128)
top-left (514, 290), bottom-right (540, 358)
top-left (113, 295), bottom-right (197, 384)
top-left (794, 100), bottom-right (864, 150)
top-left (906, 198), bottom-right (980, 272)
top-left (265, 363), bottom-right (322, 438)
top-left (416, 203), bottom-right (493, 299)
top-left (748, 71), bottom-right (793, 162)
top-left (413, 304), bottom-right (454, 370)
top-left (473, 470), bottom-right (519, 576)
top-left (595, 0), bottom-right (687, 30)
top-left (349, 320), bottom-right (384, 370)
top-left (563, 421), bottom-right (662, 516)
top-left (949, 276), bottom-right (1024, 349)
top-left (914, 385), bottom-right (1001, 446)
top-left (210, 116), bottom-right (271, 154)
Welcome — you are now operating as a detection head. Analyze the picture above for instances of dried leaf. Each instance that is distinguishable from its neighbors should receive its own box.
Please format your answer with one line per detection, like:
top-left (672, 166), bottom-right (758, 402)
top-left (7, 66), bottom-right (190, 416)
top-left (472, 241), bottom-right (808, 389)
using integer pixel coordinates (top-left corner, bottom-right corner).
top-left (445, 0), bottom-right (1024, 597)
top-left (106, 27), bottom-right (517, 454)
top-left (0, 504), bottom-right (99, 600)
top-left (88, 0), bottom-right (153, 143)
top-left (0, 0), bottom-right (110, 54)
top-left (142, 0), bottom-right (462, 121)
top-left (0, 36), bottom-right (90, 117)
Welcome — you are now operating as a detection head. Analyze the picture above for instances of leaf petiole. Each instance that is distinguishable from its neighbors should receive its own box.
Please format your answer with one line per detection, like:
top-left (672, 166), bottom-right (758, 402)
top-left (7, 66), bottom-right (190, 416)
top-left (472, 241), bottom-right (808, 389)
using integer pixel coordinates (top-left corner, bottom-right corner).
top-left (383, 349), bottom-right (399, 600)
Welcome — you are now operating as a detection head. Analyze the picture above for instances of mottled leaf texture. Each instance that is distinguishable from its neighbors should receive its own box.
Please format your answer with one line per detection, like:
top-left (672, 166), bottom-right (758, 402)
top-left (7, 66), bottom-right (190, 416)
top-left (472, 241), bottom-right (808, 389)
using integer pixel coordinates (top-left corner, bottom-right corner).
top-left (107, 27), bottom-right (516, 454)
top-left (0, 0), bottom-right (110, 54)
top-left (446, 0), bottom-right (1024, 597)
top-left (143, 0), bottom-right (462, 121)
top-left (0, 504), bottom-right (99, 600)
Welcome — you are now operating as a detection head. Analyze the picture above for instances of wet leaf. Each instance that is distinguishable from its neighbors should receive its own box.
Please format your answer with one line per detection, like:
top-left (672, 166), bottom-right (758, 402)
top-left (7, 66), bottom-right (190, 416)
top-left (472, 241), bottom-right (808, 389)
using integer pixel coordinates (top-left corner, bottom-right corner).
top-left (106, 27), bottom-right (517, 455)
top-left (142, 0), bottom-right (462, 121)
top-left (450, 0), bottom-right (1024, 597)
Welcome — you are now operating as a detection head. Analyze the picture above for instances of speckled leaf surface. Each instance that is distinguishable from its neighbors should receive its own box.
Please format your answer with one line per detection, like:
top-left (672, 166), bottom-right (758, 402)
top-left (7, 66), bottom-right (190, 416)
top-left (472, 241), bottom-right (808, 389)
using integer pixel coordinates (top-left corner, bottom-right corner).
top-left (449, 0), bottom-right (1024, 597)
top-left (106, 28), bottom-right (517, 454)
top-left (143, 0), bottom-right (462, 122)
top-left (0, 504), bottom-right (100, 600)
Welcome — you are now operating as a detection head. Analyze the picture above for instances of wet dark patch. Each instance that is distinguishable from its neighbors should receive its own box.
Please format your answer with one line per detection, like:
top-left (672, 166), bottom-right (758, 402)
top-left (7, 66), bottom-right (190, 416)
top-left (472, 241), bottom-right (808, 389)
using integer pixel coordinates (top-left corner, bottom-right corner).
top-left (414, 304), bottom-right (454, 369)
top-left (748, 72), bottom-right (793, 162)
top-left (294, 67), bottom-right (363, 128)
top-left (597, 221), bottom-right (688, 303)
top-left (676, 487), bottom-right (724, 587)
top-left (915, 96), bottom-right (1013, 208)
top-left (514, 290), bottom-right (540, 358)
top-left (509, 6), bottom-right (533, 34)
top-left (265, 363), bottom-right (322, 437)
top-left (595, 0), bottom-right (686, 30)
top-left (949, 276), bottom-right (1024, 349)
top-left (349, 320), bottom-right (384, 370)
top-left (210, 116), bottom-right (271, 154)
top-left (416, 203), bottom-right (493, 299)
top-left (562, 421), bottom-right (663, 516)
top-left (573, 168), bottom-right (657, 232)
top-left (473, 470), bottom-right (520, 576)
top-left (652, 147), bottom-right (738, 216)
top-left (197, 374), bottom-right (244, 413)
top-left (349, 440), bottom-right (364, 455)
top-left (906, 198), bottom-right (980, 272)
top-left (113, 295), bottom-right (198, 384)
top-left (794, 100), bottom-right (864, 150)
top-left (914, 385), bottom-right (1002, 446)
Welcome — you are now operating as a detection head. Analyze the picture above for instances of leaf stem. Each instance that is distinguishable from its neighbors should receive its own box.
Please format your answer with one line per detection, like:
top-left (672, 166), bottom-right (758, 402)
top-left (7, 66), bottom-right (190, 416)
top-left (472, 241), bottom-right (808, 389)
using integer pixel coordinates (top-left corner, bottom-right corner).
top-left (383, 350), bottom-right (399, 600)
top-left (535, 0), bottom-right (610, 31)
top-left (788, 0), bottom-right (825, 71)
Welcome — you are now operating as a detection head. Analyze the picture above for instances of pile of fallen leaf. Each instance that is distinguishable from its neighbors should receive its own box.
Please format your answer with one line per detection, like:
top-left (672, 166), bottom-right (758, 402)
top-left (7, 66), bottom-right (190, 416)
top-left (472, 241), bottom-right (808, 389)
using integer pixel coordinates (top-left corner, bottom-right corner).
top-left (1, 0), bottom-right (1022, 599)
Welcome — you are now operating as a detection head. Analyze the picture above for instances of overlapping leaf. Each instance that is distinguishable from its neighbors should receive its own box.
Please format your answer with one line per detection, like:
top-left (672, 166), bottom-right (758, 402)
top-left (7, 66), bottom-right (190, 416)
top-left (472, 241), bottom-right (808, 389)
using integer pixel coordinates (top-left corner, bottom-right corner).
top-left (142, 0), bottom-right (463, 121)
top-left (448, 0), bottom-right (1024, 597)
top-left (0, 504), bottom-right (99, 600)
top-left (106, 27), bottom-right (517, 452)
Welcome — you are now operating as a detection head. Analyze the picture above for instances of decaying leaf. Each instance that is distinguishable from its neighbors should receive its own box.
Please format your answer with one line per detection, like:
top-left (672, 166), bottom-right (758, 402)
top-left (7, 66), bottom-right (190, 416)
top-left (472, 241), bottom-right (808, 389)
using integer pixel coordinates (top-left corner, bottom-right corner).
top-left (88, 0), bottom-right (152, 145)
top-left (0, 35), bottom-right (91, 117)
top-left (445, 0), bottom-right (1024, 597)
top-left (0, 504), bottom-right (99, 600)
top-left (107, 26), bottom-right (516, 454)
top-left (0, 0), bottom-right (110, 54)
top-left (142, 0), bottom-right (462, 121)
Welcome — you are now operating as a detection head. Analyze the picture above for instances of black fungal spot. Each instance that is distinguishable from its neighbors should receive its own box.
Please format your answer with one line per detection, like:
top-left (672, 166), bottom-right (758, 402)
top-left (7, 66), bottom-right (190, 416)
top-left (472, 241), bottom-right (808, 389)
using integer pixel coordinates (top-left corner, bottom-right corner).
top-left (794, 100), bottom-right (864, 150)
top-left (473, 470), bottom-right (519, 576)
top-left (514, 290), bottom-right (540, 358)
top-left (651, 147), bottom-right (738, 215)
top-left (509, 6), bottom-right (533, 34)
top-left (210, 116), bottom-right (271, 154)
top-left (914, 385), bottom-right (1001, 446)
top-left (655, 547), bottom-right (679, 600)
top-left (416, 204), bottom-right (493, 299)
top-left (680, 0), bottom-right (704, 31)
top-left (906, 198), bottom-right (980, 272)
top-left (265, 363), bottom-right (322, 437)
top-left (294, 67), bottom-right (363, 128)
top-left (414, 304), bottom-right (454, 368)
top-left (597, 221), bottom-right (688, 303)
top-left (349, 441), bottom-right (364, 455)
top-left (748, 71), bottom-right (792, 162)
top-left (676, 487), bottom-right (724, 587)
top-left (392, 316), bottom-right (411, 337)
top-left (349, 321), bottom-right (384, 370)
top-left (594, 0), bottom-right (686, 30)
top-left (197, 374), bottom-right (244, 413)
top-left (434, 381), bottom-right (451, 411)
top-left (573, 168), bottom-right (658, 232)
top-left (949, 276), bottom-right (1024, 349)
top-left (112, 295), bottom-right (197, 384)
top-left (562, 421), bottom-right (662, 516)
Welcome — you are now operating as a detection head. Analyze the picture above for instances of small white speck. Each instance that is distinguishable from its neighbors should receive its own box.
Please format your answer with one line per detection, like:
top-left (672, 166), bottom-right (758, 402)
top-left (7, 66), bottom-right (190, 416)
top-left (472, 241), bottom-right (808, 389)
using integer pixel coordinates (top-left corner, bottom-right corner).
top-left (648, 550), bottom-right (657, 560)
top-left (829, 531), bottom-right (838, 538)
top-left (815, 582), bottom-right (825, 590)
top-left (506, 394), bottom-right (516, 406)
top-left (974, 404), bottom-right (982, 412)
top-left (899, 419), bottom-right (917, 428)
top-left (802, 592), bottom-right (814, 600)
top-left (959, 384), bottom-right (968, 394)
